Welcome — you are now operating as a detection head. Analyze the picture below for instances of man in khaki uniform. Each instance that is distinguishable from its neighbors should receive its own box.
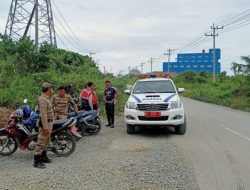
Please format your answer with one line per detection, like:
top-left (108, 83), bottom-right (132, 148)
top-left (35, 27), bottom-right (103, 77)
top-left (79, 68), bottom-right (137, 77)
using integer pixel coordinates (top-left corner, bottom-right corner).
top-left (34, 82), bottom-right (54, 169)
top-left (52, 86), bottom-right (79, 120)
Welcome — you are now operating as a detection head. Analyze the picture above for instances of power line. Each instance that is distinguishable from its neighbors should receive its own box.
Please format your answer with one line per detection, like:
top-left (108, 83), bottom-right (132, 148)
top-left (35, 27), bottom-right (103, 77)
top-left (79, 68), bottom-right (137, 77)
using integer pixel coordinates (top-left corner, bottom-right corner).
top-left (177, 37), bottom-right (211, 54)
top-left (51, 0), bottom-right (90, 52)
top-left (54, 15), bottom-right (85, 52)
top-left (218, 9), bottom-right (250, 26)
top-left (220, 18), bottom-right (250, 33)
top-left (176, 27), bottom-right (212, 52)
top-left (56, 32), bottom-right (69, 51)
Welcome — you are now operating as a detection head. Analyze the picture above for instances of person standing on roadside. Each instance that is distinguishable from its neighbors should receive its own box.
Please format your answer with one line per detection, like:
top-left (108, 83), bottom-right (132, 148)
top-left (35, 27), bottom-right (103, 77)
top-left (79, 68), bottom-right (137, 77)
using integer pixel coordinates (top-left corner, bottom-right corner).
top-left (33, 82), bottom-right (54, 169)
top-left (81, 82), bottom-right (94, 111)
top-left (52, 86), bottom-right (79, 120)
top-left (92, 83), bottom-right (99, 110)
top-left (103, 80), bottom-right (118, 128)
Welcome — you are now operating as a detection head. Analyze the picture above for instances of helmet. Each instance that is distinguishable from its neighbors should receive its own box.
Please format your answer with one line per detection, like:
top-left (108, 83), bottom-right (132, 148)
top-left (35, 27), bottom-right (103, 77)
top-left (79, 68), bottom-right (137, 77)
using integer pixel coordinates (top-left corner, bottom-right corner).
top-left (15, 108), bottom-right (24, 118)
top-left (22, 105), bottom-right (31, 119)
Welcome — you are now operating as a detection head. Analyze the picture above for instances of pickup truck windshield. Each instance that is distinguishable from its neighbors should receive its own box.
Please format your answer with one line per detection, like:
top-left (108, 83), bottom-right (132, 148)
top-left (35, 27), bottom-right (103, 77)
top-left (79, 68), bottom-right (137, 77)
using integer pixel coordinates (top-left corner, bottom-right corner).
top-left (133, 80), bottom-right (176, 94)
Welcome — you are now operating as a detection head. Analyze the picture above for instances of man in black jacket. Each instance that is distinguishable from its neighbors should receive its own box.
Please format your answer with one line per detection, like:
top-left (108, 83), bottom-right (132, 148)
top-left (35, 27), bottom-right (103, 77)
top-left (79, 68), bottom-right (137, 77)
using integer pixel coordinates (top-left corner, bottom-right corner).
top-left (103, 80), bottom-right (118, 128)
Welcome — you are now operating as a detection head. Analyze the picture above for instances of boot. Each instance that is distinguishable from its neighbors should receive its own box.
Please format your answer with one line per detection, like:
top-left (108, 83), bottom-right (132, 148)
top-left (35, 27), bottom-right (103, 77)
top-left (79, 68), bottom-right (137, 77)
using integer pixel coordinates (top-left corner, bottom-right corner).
top-left (105, 120), bottom-right (111, 127)
top-left (33, 155), bottom-right (46, 169)
top-left (41, 151), bottom-right (52, 163)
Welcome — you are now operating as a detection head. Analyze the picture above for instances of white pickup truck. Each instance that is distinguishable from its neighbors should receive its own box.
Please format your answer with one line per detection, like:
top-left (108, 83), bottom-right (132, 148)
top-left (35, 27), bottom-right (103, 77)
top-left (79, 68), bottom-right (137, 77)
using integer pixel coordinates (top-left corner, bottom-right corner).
top-left (124, 77), bottom-right (186, 135)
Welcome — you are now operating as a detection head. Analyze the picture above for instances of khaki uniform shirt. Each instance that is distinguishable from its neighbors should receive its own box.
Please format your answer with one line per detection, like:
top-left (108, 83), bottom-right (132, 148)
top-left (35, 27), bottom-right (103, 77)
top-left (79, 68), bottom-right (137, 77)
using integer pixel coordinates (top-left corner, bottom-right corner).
top-left (52, 94), bottom-right (78, 116)
top-left (39, 94), bottom-right (54, 130)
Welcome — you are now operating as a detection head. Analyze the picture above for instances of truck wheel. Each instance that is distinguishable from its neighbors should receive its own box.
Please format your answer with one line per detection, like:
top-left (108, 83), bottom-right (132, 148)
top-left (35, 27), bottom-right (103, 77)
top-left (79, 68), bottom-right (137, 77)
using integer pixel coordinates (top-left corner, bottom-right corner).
top-left (127, 124), bottom-right (135, 134)
top-left (175, 115), bottom-right (186, 135)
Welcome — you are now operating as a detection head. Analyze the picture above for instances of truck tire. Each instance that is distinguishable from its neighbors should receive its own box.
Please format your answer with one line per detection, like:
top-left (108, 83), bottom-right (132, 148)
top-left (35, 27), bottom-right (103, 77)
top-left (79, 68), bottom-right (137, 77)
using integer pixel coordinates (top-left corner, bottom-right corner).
top-left (127, 124), bottom-right (135, 134)
top-left (175, 115), bottom-right (186, 135)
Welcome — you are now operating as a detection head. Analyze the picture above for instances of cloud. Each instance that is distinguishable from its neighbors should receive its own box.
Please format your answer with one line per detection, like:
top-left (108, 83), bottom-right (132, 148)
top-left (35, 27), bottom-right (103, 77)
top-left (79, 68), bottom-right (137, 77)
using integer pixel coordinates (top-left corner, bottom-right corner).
top-left (0, 0), bottom-right (250, 75)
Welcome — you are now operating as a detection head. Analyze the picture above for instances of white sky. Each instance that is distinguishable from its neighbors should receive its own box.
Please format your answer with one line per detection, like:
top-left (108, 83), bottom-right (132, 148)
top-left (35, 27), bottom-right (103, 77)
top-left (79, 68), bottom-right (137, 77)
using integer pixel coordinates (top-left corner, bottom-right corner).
top-left (0, 0), bottom-right (249, 75)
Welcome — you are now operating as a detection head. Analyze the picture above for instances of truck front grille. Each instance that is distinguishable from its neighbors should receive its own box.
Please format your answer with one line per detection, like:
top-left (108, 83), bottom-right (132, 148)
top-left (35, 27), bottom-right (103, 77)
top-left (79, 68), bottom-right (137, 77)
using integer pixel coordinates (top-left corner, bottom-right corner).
top-left (138, 116), bottom-right (169, 121)
top-left (137, 104), bottom-right (169, 111)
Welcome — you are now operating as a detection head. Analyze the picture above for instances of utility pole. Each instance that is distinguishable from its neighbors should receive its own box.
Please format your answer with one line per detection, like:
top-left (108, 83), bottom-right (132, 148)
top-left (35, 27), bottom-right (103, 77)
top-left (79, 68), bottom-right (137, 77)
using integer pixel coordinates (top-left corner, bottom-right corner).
top-left (140, 63), bottom-right (146, 74)
top-left (89, 52), bottom-right (96, 59)
top-left (103, 66), bottom-right (106, 74)
top-left (205, 23), bottom-right (223, 83)
top-left (164, 48), bottom-right (175, 73)
top-left (150, 57), bottom-right (156, 73)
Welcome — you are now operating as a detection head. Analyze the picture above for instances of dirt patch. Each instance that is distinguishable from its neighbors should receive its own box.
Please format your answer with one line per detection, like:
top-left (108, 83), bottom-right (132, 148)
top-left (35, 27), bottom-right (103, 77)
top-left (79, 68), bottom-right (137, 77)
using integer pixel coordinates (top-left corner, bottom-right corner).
top-left (0, 107), bottom-right (12, 128)
top-left (129, 145), bottom-right (150, 152)
top-left (109, 138), bottom-right (151, 153)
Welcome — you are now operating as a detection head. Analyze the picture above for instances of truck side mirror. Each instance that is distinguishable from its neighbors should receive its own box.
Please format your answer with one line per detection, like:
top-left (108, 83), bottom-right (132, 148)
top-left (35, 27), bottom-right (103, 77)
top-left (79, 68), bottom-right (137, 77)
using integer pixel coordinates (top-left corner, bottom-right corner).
top-left (124, 89), bottom-right (131, 95)
top-left (178, 88), bottom-right (185, 93)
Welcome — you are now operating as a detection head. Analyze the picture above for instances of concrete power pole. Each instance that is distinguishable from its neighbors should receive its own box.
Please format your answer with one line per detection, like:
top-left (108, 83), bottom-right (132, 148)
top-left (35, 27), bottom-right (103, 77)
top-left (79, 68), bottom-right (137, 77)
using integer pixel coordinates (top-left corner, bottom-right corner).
top-left (103, 66), bottom-right (106, 74)
top-left (164, 49), bottom-right (175, 73)
top-left (150, 58), bottom-right (155, 73)
top-left (5, 0), bottom-right (57, 51)
top-left (205, 23), bottom-right (223, 83)
top-left (89, 52), bottom-right (96, 59)
top-left (140, 63), bottom-right (146, 74)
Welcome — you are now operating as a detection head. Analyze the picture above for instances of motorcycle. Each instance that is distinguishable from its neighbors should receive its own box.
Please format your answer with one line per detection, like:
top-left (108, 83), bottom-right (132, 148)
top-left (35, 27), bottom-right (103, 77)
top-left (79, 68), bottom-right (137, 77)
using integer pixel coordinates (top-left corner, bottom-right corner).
top-left (68, 109), bottom-right (102, 137)
top-left (21, 101), bottom-right (82, 140)
top-left (0, 108), bottom-right (77, 157)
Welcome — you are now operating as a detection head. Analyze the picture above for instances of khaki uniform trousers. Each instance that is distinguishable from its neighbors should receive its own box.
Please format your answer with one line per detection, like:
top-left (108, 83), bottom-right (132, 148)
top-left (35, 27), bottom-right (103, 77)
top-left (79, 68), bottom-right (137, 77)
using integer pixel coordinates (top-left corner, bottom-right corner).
top-left (55, 113), bottom-right (68, 120)
top-left (34, 122), bottom-right (53, 155)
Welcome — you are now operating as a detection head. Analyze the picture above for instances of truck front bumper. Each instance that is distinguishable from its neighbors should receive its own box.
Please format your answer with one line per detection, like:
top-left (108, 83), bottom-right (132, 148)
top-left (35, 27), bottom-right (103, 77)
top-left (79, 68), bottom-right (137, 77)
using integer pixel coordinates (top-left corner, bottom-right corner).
top-left (124, 107), bottom-right (185, 126)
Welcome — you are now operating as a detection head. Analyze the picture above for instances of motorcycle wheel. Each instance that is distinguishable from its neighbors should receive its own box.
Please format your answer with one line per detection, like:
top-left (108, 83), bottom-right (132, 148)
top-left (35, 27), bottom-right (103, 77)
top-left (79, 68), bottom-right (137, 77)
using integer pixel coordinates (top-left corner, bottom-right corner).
top-left (50, 132), bottom-right (76, 157)
top-left (0, 134), bottom-right (18, 156)
top-left (86, 118), bottom-right (102, 135)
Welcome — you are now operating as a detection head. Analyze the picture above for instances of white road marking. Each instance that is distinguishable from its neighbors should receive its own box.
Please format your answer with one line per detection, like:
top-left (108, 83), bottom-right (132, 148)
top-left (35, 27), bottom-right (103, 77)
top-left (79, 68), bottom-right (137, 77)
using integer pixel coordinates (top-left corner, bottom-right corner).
top-left (219, 125), bottom-right (250, 142)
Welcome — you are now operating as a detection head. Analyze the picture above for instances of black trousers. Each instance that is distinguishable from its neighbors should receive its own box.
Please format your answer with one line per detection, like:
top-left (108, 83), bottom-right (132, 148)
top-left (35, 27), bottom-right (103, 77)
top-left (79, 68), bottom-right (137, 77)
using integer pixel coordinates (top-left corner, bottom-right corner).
top-left (105, 103), bottom-right (115, 124)
top-left (93, 104), bottom-right (98, 110)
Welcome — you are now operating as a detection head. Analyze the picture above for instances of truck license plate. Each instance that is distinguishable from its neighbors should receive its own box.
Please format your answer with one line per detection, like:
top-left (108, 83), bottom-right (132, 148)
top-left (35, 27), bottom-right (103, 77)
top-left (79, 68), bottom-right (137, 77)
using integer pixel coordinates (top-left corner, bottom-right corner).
top-left (144, 112), bottom-right (161, 118)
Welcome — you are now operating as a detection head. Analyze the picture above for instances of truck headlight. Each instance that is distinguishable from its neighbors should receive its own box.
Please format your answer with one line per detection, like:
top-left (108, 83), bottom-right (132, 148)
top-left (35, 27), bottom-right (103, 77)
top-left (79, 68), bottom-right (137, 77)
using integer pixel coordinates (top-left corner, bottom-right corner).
top-left (170, 101), bottom-right (181, 109)
top-left (126, 102), bottom-right (137, 109)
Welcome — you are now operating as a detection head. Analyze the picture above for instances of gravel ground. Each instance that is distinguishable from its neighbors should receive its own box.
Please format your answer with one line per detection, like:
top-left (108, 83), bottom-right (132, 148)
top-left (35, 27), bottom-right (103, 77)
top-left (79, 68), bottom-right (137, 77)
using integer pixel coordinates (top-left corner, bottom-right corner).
top-left (0, 116), bottom-right (199, 190)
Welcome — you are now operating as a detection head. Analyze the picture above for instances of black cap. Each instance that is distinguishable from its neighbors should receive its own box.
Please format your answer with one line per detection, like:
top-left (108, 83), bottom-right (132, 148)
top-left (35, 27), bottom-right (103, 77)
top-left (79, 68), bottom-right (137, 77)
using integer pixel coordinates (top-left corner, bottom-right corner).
top-left (87, 81), bottom-right (94, 87)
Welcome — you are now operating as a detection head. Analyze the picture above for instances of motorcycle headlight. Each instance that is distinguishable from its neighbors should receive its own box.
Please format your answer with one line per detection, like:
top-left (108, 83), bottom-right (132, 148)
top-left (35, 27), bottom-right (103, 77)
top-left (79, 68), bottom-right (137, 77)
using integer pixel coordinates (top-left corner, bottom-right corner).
top-left (170, 101), bottom-right (181, 109)
top-left (126, 102), bottom-right (137, 109)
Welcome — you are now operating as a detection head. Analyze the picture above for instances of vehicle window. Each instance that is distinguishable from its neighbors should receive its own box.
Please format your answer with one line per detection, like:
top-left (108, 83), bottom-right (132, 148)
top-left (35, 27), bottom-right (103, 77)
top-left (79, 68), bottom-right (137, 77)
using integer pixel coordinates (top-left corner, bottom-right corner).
top-left (133, 81), bottom-right (176, 94)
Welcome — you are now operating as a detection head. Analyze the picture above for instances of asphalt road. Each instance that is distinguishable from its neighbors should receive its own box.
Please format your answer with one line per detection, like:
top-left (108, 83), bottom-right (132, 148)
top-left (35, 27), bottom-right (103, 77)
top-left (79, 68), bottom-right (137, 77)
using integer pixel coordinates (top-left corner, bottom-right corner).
top-left (174, 97), bottom-right (250, 190)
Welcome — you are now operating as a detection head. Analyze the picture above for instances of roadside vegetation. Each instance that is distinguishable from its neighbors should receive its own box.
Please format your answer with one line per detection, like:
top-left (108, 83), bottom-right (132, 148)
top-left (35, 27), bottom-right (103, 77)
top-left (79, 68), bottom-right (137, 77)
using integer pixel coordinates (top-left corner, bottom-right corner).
top-left (0, 35), bottom-right (134, 114)
top-left (174, 68), bottom-right (250, 112)
top-left (0, 35), bottom-right (249, 113)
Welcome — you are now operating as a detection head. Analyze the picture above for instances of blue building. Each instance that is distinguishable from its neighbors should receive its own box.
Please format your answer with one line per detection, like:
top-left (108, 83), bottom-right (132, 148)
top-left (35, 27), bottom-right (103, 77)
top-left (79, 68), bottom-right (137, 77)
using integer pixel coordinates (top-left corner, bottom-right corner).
top-left (163, 49), bottom-right (221, 74)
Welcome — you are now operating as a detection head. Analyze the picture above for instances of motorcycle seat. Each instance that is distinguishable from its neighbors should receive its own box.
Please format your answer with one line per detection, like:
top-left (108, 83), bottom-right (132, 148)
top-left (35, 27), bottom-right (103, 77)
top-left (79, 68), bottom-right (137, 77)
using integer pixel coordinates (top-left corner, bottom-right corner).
top-left (81, 111), bottom-right (94, 117)
top-left (53, 119), bottom-right (70, 129)
top-left (68, 112), bottom-right (77, 118)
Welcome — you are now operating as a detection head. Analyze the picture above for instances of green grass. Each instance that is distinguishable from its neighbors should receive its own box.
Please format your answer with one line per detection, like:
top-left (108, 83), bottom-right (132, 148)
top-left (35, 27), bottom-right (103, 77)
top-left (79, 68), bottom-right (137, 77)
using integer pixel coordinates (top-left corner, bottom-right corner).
top-left (173, 72), bottom-right (250, 112)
